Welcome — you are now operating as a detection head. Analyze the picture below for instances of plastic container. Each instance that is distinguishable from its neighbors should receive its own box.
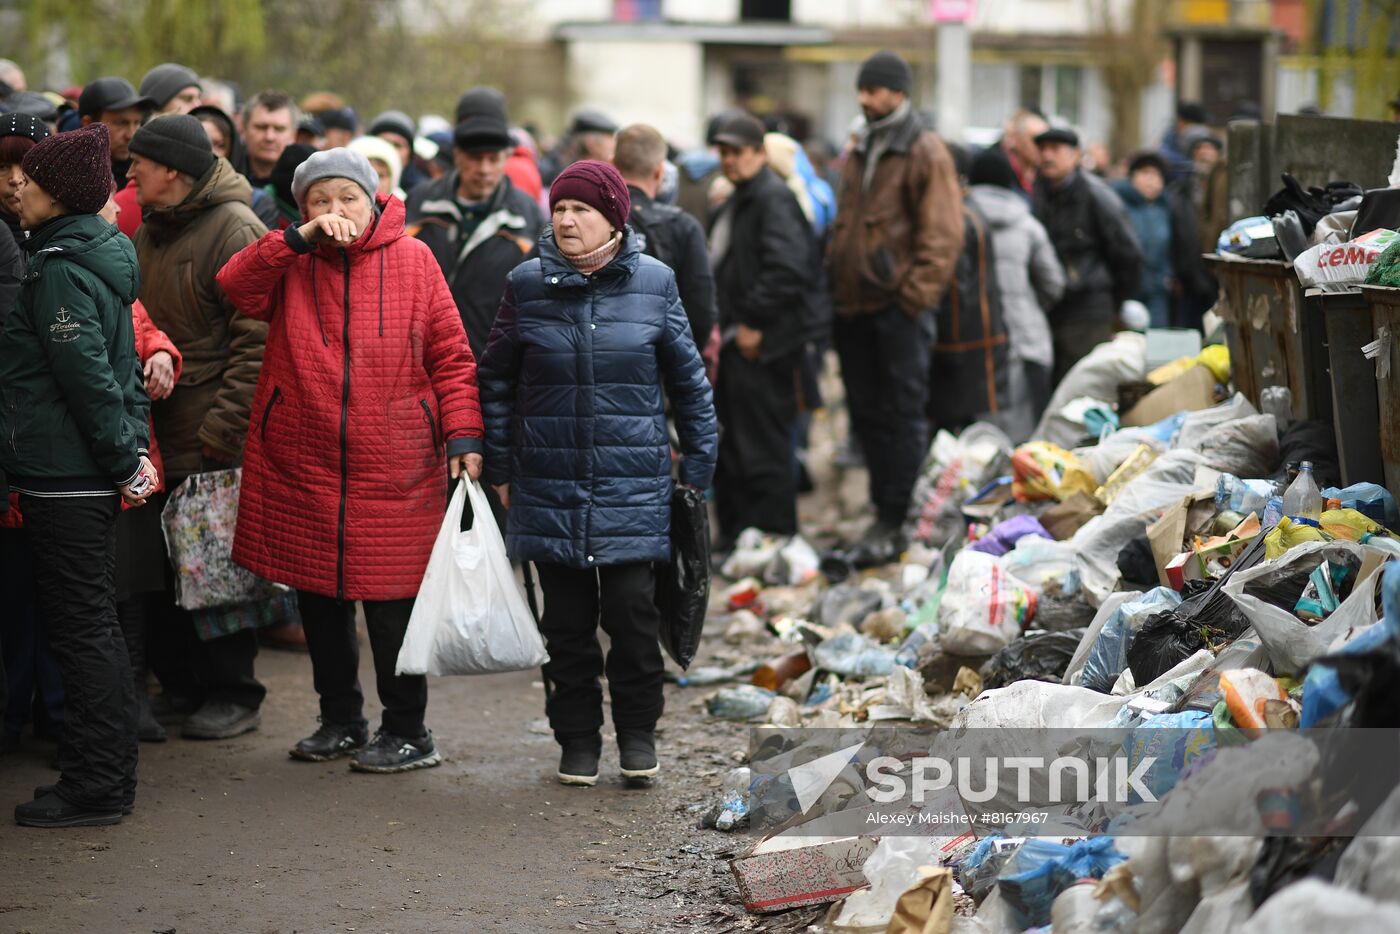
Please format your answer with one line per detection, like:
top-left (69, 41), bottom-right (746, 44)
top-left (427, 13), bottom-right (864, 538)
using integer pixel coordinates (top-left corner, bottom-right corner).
top-left (1282, 460), bottom-right (1324, 522)
top-left (751, 650), bottom-right (812, 692)
top-left (1260, 386), bottom-right (1293, 431)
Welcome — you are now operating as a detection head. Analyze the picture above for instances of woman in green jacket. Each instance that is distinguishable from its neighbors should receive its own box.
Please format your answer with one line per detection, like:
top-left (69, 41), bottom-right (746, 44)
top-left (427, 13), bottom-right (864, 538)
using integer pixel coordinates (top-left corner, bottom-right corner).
top-left (0, 123), bottom-right (157, 828)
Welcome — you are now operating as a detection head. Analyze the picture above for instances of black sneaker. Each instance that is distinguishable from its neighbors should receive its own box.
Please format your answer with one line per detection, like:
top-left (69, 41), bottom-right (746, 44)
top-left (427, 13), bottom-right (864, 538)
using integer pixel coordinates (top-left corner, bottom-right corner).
top-left (349, 729), bottom-right (441, 773)
top-left (182, 702), bottom-right (261, 740)
top-left (290, 720), bottom-right (369, 762)
top-left (617, 730), bottom-right (659, 781)
top-left (557, 734), bottom-right (602, 787)
top-left (15, 791), bottom-right (122, 828)
top-left (849, 521), bottom-right (906, 569)
top-left (33, 785), bottom-right (133, 816)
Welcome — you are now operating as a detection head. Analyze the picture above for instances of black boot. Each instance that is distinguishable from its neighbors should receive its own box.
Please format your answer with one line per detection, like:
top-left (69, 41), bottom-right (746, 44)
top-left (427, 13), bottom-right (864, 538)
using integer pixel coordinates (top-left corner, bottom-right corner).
top-left (15, 792), bottom-right (122, 828)
top-left (557, 734), bottom-right (602, 787)
top-left (118, 595), bottom-right (165, 742)
top-left (617, 730), bottom-right (659, 781)
top-left (34, 784), bottom-right (133, 816)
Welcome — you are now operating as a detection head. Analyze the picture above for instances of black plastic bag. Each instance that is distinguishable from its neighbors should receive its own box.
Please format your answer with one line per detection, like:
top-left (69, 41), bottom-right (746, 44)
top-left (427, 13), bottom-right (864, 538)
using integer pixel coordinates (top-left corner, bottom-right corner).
top-left (981, 629), bottom-right (1086, 689)
top-left (655, 486), bottom-right (711, 670)
top-left (1276, 421), bottom-right (1341, 490)
top-left (1126, 590), bottom-right (1252, 685)
top-left (1243, 545), bottom-right (1361, 612)
top-left (1116, 535), bottom-right (1158, 589)
top-left (1248, 836), bottom-right (1347, 908)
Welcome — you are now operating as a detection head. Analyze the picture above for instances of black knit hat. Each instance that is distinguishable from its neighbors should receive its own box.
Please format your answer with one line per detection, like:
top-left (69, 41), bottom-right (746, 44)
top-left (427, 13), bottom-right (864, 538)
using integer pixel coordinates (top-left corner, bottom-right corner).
top-left (129, 114), bottom-right (216, 179)
top-left (367, 110), bottom-right (415, 144)
top-left (268, 143), bottom-right (317, 207)
top-left (140, 63), bottom-right (201, 110)
top-left (316, 107), bottom-right (357, 133)
top-left (1127, 150), bottom-right (1168, 177)
top-left (857, 51), bottom-right (912, 94)
top-left (0, 112), bottom-right (51, 144)
top-left (968, 147), bottom-right (1019, 189)
top-left (21, 122), bottom-right (113, 214)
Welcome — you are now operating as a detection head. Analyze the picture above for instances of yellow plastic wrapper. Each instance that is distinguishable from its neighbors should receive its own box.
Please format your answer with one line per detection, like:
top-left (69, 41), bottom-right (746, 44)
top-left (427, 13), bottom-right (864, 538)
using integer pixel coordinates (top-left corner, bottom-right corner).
top-left (1096, 444), bottom-right (1159, 505)
top-left (1320, 508), bottom-right (1382, 542)
top-left (1147, 356), bottom-right (1198, 385)
top-left (1263, 516), bottom-right (1330, 560)
top-left (1197, 345), bottom-right (1230, 384)
top-left (1011, 442), bottom-right (1100, 503)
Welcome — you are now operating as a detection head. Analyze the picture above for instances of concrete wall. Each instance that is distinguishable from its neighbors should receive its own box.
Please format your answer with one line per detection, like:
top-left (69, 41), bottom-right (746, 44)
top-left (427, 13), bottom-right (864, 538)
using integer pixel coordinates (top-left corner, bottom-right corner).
top-left (565, 38), bottom-right (706, 145)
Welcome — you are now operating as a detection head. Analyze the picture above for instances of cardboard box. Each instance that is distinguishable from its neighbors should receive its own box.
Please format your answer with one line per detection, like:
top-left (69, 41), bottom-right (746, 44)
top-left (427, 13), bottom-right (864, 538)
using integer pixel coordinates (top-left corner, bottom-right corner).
top-left (1147, 492), bottom-right (1217, 588)
top-left (731, 832), bottom-right (879, 914)
top-left (1121, 365), bottom-right (1218, 428)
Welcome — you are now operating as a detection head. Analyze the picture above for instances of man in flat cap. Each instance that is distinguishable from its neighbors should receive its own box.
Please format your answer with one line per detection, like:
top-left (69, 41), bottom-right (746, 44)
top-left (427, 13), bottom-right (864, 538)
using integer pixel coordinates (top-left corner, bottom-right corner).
top-left (1032, 126), bottom-right (1142, 384)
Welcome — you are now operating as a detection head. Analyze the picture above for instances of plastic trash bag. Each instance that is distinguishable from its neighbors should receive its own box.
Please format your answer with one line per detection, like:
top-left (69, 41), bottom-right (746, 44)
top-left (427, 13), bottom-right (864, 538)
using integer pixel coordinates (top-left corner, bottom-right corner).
top-left (1300, 563), bottom-right (1400, 727)
top-left (1192, 414), bottom-right (1280, 478)
top-left (1322, 482), bottom-right (1400, 527)
top-left (396, 479), bottom-right (549, 676)
top-left (161, 468), bottom-right (283, 611)
top-left (1238, 879), bottom-right (1400, 934)
top-left (1033, 332), bottom-right (1147, 449)
top-left (905, 422), bottom-right (1013, 547)
top-left (1001, 538), bottom-right (1080, 597)
top-left (1081, 587), bottom-right (1182, 692)
top-left (1126, 588), bottom-right (1252, 686)
top-left (1011, 442), bottom-right (1100, 503)
top-left (968, 514), bottom-right (1052, 556)
top-left (980, 629), bottom-right (1085, 689)
top-left (957, 834), bottom-right (1013, 904)
top-left (657, 485), bottom-right (712, 668)
top-left (706, 685), bottom-right (777, 721)
top-left (998, 837), bottom-right (1127, 929)
top-left (1174, 393), bottom-right (1259, 452)
top-left (1124, 709), bottom-right (1216, 802)
top-left (939, 550), bottom-right (1036, 654)
top-left (812, 632), bottom-right (896, 678)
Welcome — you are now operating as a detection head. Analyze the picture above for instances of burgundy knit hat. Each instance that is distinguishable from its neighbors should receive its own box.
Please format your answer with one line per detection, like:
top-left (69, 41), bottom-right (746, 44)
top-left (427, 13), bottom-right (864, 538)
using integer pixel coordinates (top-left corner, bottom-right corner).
top-left (550, 159), bottom-right (630, 232)
top-left (21, 123), bottom-right (113, 215)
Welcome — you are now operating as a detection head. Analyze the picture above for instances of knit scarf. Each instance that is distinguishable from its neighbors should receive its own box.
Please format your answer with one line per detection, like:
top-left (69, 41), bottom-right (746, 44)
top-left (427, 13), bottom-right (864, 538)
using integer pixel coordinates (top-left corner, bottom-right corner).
top-left (560, 232), bottom-right (622, 275)
top-left (861, 98), bottom-right (912, 193)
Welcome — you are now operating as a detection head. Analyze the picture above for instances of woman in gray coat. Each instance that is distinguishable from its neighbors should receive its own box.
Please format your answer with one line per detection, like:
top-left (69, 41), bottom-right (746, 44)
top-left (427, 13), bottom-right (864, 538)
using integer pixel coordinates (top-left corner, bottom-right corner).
top-left (966, 148), bottom-right (1065, 443)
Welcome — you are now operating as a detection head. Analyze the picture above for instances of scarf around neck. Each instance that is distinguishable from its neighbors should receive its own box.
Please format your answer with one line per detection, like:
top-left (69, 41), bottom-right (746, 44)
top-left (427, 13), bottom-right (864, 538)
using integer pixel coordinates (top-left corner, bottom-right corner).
top-left (861, 98), bottom-right (913, 193)
top-left (560, 231), bottom-right (622, 275)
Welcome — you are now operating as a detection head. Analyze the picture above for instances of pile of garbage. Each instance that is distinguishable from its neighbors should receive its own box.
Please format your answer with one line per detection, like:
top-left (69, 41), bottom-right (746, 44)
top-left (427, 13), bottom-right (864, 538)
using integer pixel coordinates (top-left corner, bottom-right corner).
top-left (680, 330), bottom-right (1400, 932)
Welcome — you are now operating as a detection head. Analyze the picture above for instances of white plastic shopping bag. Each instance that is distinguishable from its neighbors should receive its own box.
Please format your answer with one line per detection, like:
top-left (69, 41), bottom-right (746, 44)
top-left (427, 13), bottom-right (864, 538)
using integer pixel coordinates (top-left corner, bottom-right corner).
top-left (396, 479), bottom-right (548, 676)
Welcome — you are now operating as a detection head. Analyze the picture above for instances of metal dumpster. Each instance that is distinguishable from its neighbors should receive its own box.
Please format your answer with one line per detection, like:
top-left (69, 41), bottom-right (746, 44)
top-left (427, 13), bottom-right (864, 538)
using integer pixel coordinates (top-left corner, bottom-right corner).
top-left (1310, 289), bottom-right (1384, 487)
top-left (1361, 285), bottom-right (1400, 495)
top-left (1206, 255), bottom-right (1332, 422)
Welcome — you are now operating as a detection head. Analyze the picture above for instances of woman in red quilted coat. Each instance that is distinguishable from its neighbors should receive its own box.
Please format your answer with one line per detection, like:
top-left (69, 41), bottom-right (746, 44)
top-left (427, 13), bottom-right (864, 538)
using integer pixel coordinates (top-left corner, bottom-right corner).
top-left (216, 148), bottom-right (483, 774)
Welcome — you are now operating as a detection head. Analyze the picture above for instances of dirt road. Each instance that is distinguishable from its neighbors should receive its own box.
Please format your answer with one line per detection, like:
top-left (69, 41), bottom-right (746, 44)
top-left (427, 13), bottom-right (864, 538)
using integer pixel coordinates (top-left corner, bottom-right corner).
top-left (0, 642), bottom-right (827, 934)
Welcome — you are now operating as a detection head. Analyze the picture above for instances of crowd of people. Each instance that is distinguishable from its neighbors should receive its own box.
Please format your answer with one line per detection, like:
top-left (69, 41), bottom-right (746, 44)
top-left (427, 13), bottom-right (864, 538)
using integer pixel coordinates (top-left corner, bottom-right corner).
top-left (0, 50), bottom-right (1230, 826)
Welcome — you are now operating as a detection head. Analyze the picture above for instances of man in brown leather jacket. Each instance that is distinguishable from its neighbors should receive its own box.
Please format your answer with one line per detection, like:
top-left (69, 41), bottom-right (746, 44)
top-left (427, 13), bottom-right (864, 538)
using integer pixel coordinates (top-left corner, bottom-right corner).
top-left (827, 50), bottom-right (964, 565)
top-left (128, 114), bottom-right (270, 741)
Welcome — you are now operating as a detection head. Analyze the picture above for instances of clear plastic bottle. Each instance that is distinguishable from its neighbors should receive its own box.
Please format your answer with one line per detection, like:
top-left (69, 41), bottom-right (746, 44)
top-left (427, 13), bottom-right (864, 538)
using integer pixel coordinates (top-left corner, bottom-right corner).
top-left (1282, 460), bottom-right (1324, 522)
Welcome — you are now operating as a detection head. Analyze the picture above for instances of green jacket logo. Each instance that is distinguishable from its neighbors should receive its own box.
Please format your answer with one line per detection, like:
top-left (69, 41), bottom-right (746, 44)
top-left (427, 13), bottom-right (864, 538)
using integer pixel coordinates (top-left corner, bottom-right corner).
top-left (50, 306), bottom-right (80, 343)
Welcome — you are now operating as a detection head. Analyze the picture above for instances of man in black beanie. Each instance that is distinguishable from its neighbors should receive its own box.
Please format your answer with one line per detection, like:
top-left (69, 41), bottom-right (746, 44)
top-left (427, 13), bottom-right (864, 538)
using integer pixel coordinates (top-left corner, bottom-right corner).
top-left (827, 49), bottom-right (964, 567)
top-left (128, 115), bottom-right (274, 742)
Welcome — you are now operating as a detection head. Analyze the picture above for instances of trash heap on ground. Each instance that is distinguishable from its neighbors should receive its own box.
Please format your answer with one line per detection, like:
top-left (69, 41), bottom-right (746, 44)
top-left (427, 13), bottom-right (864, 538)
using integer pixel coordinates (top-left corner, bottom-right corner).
top-left (680, 329), bottom-right (1400, 933)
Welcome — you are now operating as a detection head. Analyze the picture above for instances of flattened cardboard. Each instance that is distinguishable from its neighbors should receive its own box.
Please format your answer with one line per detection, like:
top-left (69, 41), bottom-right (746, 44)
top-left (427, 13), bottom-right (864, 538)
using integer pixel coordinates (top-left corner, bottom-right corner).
top-left (1121, 365), bottom-right (1218, 428)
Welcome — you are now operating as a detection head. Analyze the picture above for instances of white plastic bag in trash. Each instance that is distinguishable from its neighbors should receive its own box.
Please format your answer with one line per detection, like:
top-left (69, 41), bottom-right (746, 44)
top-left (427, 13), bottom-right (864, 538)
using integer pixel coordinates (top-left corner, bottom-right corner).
top-left (395, 479), bottom-right (548, 676)
top-left (1221, 540), bottom-right (1374, 674)
top-left (1335, 784), bottom-right (1400, 905)
top-left (1238, 879), bottom-right (1400, 934)
top-left (1033, 331), bottom-right (1147, 449)
top-left (1174, 393), bottom-right (1258, 451)
top-left (938, 550), bottom-right (1033, 655)
top-left (831, 836), bottom-right (944, 930)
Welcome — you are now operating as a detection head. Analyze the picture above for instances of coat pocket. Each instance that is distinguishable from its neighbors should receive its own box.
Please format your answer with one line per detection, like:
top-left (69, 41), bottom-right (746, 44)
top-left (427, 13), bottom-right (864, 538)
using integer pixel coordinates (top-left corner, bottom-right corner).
top-left (387, 396), bottom-right (440, 496)
top-left (257, 385), bottom-right (297, 474)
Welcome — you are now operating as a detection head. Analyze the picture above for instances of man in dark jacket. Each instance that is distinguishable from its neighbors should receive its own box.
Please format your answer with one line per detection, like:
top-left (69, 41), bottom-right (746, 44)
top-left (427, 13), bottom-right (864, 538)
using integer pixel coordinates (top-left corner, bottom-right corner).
top-left (1032, 127), bottom-right (1143, 384)
top-left (128, 115), bottom-right (271, 742)
top-left (77, 77), bottom-right (152, 186)
top-left (405, 112), bottom-right (544, 357)
top-left (708, 112), bottom-right (817, 545)
top-left (827, 51), bottom-right (965, 565)
top-left (613, 123), bottom-right (716, 349)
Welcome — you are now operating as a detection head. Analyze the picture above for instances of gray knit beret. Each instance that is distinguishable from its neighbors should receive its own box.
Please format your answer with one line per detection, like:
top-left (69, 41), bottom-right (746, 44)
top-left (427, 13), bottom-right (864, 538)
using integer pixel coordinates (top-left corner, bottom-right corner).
top-left (291, 147), bottom-right (380, 208)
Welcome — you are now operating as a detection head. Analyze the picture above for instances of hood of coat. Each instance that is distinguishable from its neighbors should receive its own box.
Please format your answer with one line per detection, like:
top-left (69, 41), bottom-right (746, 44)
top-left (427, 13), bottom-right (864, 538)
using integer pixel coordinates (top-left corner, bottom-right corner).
top-left (536, 223), bottom-right (640, 287)
top-left (313, 192), bottom-right (406, 261)
top-left (966, 184), bottom-right (1032, 230)
top-left (24, 213), bottom-right (139, 305)
top-left (141, 156), bottom-right (254, 239)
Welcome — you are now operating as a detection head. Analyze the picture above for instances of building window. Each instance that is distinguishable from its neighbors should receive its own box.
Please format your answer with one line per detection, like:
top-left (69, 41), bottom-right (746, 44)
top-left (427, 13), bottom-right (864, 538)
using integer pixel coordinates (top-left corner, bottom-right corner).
top-left (613, 0), bottom-right (664, 21)
top-left (1054, 65), bottom-right (1082, 125)
top-left (740, 0), bottom-right (792, 21)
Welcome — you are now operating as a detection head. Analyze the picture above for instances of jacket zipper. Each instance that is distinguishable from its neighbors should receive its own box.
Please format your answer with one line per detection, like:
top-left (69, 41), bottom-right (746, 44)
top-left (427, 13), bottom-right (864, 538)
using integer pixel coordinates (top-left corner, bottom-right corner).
top-left (419, 399), bottom-right (440, 452)
top-left (260, 387), bottom-right (283, 441)
top-left (337, 251), bottom-right (352, 599)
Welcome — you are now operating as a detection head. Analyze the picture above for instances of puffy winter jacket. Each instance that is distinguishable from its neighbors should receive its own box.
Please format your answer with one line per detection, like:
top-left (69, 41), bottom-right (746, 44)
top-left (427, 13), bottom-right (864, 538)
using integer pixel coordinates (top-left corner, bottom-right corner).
top-left (1033, 169), bottom-right (1143, 324)
top-left (216, 194), bottom-right (483, 601)
top-left (0, 214), bottom-right (148, 494)
top-left (479, 229), bottom-right (717, 569)
top-left (966, 185), bottom-right (1065, 369)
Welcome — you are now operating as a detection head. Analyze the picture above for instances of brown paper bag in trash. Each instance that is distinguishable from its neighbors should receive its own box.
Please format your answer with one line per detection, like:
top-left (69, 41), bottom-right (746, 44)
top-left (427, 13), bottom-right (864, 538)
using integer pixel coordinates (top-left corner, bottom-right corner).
top-left (885, 866), bottom-right (953, 934)
top-left (1039, 491), bottom-right (1104, 541)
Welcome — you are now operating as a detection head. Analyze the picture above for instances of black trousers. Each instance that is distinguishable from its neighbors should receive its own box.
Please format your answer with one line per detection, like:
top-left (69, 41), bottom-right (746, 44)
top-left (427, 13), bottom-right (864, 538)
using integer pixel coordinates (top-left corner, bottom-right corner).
top-left (536, 562), bottom-right (664, 742)
top-left (20, 494), bottom-right (137, 811)
top-left (296, 591), bottom-right (426, 738)
top-left (835, 306), bottom-right (935, 526)
top-left (1, 527), bottom-right (64, 736)
top-left (714, 346), bottom-right (799, 541)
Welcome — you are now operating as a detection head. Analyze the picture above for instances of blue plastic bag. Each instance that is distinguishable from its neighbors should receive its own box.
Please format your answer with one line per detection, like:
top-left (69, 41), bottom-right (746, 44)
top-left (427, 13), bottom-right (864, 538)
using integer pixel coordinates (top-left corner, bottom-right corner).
top-left (1322, 483), bottom-right (1399, 528)
top-left (1081, 588), bottom-right (1183, 692)
top-left (1300, 562), bottom-right (1400, 726)
top-left (999, 837), bottom-right (1126, 929)
top-left (1124, 709), bottom-right (1216, 803)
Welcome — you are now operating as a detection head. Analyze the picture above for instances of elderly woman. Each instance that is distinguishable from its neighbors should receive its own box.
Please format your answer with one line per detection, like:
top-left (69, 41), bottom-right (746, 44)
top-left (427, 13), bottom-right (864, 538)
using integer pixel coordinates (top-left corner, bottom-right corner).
top-left (480, 160), bottom-right (717, 787)
top-left (0, 123), bottom-right (156, 827)
top-left (216, 149), bottom-right (483, 774)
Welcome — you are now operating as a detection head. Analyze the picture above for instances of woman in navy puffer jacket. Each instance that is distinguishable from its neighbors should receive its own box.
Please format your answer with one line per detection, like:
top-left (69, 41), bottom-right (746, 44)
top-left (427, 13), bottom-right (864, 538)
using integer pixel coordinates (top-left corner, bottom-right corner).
top-left (480, 160), bottom-right (716, 788)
